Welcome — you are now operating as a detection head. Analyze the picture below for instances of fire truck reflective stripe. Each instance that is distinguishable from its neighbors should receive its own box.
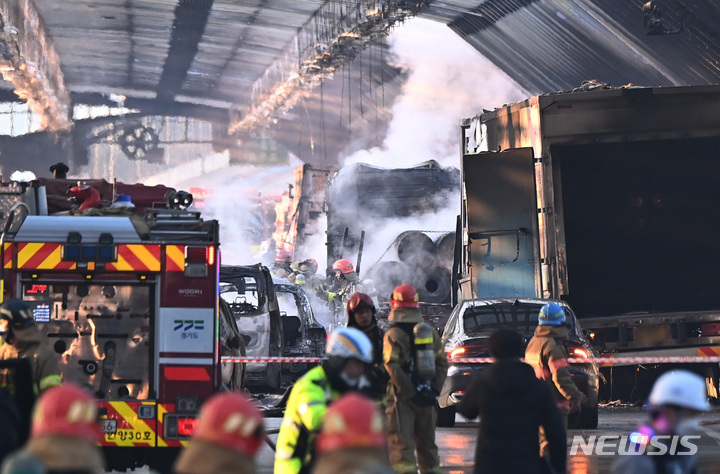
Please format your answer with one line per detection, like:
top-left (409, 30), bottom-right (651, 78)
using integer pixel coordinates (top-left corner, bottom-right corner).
top-left (17, 243), bottom-right (75, 270)
top-left (166, 245), bottom-right (185, 272)
top-left (104, 402), bottom-right (156, 447)
top-left (107, 245), bottom-right (161, 271)
top-left (2, 243), bottom-right (10, 269)
top-left (159, 358), bottom-right (214, 365)
top-left (164, 366), bottom-right (211, 381)
top-left (697, 347), bottom-right (720, 357)
top-left (549, 358), bottom-right (569, 372)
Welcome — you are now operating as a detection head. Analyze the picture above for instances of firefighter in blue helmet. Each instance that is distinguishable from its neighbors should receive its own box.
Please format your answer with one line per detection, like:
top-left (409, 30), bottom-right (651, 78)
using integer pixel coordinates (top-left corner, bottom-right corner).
top-left (275, 326), bottom-right (373, 474)
top-left (525, 302), bottom-right (583, 458)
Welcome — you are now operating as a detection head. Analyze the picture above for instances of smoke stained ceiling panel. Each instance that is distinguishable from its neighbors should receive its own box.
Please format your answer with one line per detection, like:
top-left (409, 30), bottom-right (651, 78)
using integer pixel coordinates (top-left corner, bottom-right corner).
top-left (421, 0), bottom-right (720, 94)
top-left (4, 0), bottom-right (720, 174)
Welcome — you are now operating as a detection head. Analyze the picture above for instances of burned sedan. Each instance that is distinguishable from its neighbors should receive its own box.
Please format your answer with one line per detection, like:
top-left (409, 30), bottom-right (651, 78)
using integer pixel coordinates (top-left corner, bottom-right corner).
top-left (220, 265), bottom-right (283, 390)
top-left (273, 276), bottom-right (327, 383)
top-left (437, 298), bottom-right (599, 428)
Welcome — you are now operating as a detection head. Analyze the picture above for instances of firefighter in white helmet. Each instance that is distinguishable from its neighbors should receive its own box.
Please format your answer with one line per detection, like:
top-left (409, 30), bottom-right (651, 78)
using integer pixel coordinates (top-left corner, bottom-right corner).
top-left (613, 369), bottom-right (710, 474)
top-left (275, 326), bottom-right (373, 474)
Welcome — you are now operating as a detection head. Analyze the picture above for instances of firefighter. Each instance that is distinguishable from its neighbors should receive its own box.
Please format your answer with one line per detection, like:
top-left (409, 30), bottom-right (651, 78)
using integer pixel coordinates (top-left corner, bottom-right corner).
top-left (383, 284), bottom-right (448, 474)
top-left (346, 292), bottom-right (387, 400)
top-left (288, 258), bottom-right (324, 293)
top-left (2, 383), bottom-right (106, 473)
top-left (613, 370), bottom-right (709, 474)
top-left (273, 249), bottom-right (294, 279)
top-left (0, 299), bottom-right (62, 396)
top-left (312, 392), bottom-right (393, 474)
top-left (174, 392), bottom-right (264, 474)
top-left (275, 326), bottom-right (374, 474)
top-left (320, 259), bottom-right (364, 324)
top-left (524, 302), bottom-right (584, 458)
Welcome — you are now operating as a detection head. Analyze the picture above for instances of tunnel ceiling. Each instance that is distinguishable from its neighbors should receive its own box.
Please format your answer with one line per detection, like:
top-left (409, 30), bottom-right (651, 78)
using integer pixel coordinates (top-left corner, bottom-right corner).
top-left (0, 0), bottom-right (719, 172)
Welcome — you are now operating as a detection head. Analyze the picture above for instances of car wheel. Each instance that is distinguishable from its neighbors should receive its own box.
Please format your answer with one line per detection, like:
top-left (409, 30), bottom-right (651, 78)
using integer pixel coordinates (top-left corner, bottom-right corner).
top-left (579, 403), bottom-right (599, 429)
top-left (436, 406), bottom-right (456, 428)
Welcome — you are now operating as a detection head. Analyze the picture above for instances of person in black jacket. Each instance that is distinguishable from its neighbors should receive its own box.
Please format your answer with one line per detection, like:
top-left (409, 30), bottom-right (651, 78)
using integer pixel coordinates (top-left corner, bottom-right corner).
top-left (457, 329), bottom-right (567, 474)
top-left (346, 292), bottom-right (387, 400)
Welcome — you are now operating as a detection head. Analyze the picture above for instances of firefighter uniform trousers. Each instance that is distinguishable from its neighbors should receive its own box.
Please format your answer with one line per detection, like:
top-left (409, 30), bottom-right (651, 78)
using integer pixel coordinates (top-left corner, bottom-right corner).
top-left (383, 305), bottom-right (447, 474)
top-left (385, 392), bottom-right (439, 473)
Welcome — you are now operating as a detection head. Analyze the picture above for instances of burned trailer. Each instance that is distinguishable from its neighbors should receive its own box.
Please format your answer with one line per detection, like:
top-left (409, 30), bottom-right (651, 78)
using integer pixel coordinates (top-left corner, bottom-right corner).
top-left (460, 84), bottom-right (720, 401)
top-left (326, 160), bottom-right (460, 326)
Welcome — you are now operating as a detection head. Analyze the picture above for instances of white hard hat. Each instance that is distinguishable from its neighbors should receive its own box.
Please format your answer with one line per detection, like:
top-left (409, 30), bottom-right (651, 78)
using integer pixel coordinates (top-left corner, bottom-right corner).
top-left (325, 326), bottom-right (373, 364)
top-left (648, 370), bottom-right (710, 412)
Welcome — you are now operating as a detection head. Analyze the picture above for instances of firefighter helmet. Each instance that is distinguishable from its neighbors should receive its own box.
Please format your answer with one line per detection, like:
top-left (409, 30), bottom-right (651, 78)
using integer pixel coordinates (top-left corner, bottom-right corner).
top-left (276, 249), bottom-right (292, 263)
top-left (648, 370), bottom-right (710, 412)
top-left (326, 327), bottom-right (373, 364)
top-left (31, 383), bottom-right (101, 443)
top-left (316, 393), bottom-right (386, 454)
top-left (538, 302), bottom-right (566, 326)
top-left (192, 392), bottom-right (265, 457)
top-left (298, 258), bottom-right (319, 274)
top-left (0, 298), bottom-right (35, 330)
top-left (347, 293), bottom-right (375, 318)
top-left (332, 258), bottom-right (354, 274)
top-left (390, 284), bottom-right (420, 309)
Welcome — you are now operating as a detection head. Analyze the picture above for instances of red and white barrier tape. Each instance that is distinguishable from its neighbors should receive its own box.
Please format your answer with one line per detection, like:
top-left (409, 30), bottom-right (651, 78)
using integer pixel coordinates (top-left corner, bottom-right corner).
top-left (222, 356), bottom-right (322, 363)
top-left (221, 355), bottom-right (720, 366)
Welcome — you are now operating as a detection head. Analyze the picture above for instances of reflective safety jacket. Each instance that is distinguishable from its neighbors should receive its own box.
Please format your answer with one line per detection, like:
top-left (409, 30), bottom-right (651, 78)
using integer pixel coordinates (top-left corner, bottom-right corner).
top-left (0, 326), bottom-right (62, 395)
top-left (524, 324), bottom-right (582, 413)
top-left (275, 365), bottom-right (342, 474)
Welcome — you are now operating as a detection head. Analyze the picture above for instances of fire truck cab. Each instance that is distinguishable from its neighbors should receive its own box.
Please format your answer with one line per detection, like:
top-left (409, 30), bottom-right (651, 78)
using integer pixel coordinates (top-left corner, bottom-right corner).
top-left (0, 177), bottom-right (238, 471)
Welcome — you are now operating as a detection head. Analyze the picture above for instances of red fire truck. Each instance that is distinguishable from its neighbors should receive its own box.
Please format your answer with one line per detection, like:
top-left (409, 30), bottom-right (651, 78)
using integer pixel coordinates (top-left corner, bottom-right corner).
top-left (0, 176), bottom-right (243, 471)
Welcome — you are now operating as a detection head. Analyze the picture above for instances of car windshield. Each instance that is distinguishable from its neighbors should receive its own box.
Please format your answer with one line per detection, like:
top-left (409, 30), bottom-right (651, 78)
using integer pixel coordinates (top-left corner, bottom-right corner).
top-left (462, 302), bottom-right (575, 336)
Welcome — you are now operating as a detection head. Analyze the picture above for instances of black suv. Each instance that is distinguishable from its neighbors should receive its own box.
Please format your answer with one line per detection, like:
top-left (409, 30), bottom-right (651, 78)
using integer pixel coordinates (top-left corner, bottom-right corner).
top-left (437, 298), bottom-right (599, 428)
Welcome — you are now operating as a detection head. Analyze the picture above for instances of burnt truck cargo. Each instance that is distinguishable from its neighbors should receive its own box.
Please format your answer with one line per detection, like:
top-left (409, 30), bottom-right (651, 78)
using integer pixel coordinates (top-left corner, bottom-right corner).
top-left (326, 160), bottom-right (459, 322)
top-left (460, 84), bottom-right (720, 400)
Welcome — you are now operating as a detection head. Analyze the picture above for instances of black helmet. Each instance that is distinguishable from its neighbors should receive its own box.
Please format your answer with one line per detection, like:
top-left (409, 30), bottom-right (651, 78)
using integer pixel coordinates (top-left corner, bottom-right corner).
top-left (0, 299), bottom-right (35, 330)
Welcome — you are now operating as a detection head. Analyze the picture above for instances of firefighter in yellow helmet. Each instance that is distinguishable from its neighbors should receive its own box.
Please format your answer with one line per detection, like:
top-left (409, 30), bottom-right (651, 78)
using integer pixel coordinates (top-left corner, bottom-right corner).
top-left (0, 299), bottom-right (62, 396)
top-left (274, 326), bottom-right (374, 474)
top-left (383, 284), bottom-right (448, 474)
top-left (312, 392), bottom-right (393, 474)
top-left (174, 392), bottom-right (265, 474)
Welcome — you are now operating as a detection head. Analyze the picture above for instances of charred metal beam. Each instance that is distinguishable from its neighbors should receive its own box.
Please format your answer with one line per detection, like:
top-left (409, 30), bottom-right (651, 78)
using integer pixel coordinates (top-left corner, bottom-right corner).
top-left (229, 0), bottom-right (427, 134)
top-left (0, 0), bottom-right (72, 131)
top-left (156, 0), bottom-right (215, 102)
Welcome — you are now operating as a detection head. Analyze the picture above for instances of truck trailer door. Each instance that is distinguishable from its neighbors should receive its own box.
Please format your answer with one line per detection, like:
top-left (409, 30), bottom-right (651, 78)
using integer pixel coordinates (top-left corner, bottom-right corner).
top-left (462, 148), bottom-right (538, 298)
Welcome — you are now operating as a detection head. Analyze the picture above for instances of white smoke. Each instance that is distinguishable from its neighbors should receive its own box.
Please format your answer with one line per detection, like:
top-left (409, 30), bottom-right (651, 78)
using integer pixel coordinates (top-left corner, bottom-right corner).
top-left (343, 18), bottom-right (529, 169)
top-left (168, 157), bottom-right (302, 266)
top-left (9, 170), bottom-right (37, 182)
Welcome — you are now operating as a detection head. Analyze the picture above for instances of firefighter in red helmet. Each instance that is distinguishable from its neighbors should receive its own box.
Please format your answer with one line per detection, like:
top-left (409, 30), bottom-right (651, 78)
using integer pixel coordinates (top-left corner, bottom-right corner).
top-left (174, 392), bottom-right (264, 474)
top-left (383, 284), bottom-right (448, 474)
top-left (273, 249), bottom-right (294, 279)
top-left (3, 383), bottom-right (106, 473)
top-left (347, 293), bottom-right (387, 400)
top-left (312, 393), bottom-right (393, 474)
top-left (288, 257), bottom-right (325, 293)
top-left (320, 259), bottom-right (365, 326)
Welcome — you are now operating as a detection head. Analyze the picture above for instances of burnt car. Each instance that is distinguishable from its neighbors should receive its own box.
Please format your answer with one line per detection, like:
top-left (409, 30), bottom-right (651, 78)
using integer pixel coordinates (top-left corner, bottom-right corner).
top-left (273, 276), bottom-right (328, 383)
top-left (437, 298), bottom-right (599, 429)
top-left (220, 265), bottom-right (283, 390)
